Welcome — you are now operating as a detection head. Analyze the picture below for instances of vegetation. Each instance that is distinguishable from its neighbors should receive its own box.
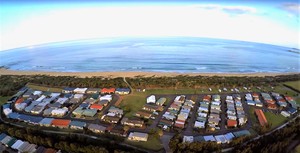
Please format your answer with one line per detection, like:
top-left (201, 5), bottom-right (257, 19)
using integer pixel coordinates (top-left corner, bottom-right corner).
top-left (125, 134), bottom-right (163, 151)
top-left (233, 117), bottom-right (300, 153)
top-left (121, 92), bottom-right (147, 117)
top-left (284, 80), bottom-right (300, 91)
top-left (0, 123), bottom-right (142, 153)
top-left (0, 96), bottom-right (10, 105)
top-left (26, 83), bottom-right (62, 92)
top-left (169, 134), bottom-right (221, 153)
top-left (264, 112), bottom-right (287, 129)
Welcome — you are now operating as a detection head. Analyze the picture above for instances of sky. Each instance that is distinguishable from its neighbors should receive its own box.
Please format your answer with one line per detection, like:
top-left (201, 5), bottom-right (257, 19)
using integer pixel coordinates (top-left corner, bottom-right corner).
top-left (0, 0), bottom-right (299, 51)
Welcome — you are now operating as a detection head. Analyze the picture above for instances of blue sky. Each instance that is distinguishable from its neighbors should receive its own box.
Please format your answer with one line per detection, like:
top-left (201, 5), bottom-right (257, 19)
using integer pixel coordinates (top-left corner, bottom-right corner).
top-left (0, 0), bottom-right (299, 50)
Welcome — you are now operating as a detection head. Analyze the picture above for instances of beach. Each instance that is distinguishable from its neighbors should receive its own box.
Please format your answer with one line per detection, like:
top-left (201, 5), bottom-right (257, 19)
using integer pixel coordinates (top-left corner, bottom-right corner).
top-left (0, 68), bottom-right (298, 78)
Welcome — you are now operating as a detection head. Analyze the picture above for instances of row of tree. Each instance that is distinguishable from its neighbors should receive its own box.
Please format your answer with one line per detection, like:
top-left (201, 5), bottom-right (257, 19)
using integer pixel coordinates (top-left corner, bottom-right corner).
top-left (0, 123), bottom-right (143, 153)
top-left (0, 74), bottom-right (299, 96)
top-left (168, 117), bottom-right (299, 153)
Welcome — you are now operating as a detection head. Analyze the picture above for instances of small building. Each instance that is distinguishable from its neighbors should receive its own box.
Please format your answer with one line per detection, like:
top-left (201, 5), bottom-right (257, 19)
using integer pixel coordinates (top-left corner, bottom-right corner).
top-left (99, 100), bottom-right (109, 106)
top-left (51, 108), bottom-right (68, 117)
top-left (233, 130), bottom-right (251, 137)
top-left (136, 110), bottom-right (152, 119)
top-left (99, 95), bottom-right (113, 102)
top-left (183, 136), bottom-right (194, 143)
top-left (255, 109), bottom-right (268, 126)
top-left (51, 119), bottom-right (71, 128)
top-left (70, 120), bottom-right (87, 130)
top-left (203, 135), bottom-right (216, 142)
top-left (88, 124), bottom-right (106, 133)
top-left (227, 119), bottom-right (237, 128)
top-left (147, 95), bottom-right (156, 104)
top-left (281, 111), bottom-right (290, 117)
top-left (121, 117), bottom-right (144, 127)
top-left (156, 97), bottom-right (167, 106)
top-left (108, 106), bottom-right (124, 116)
top-left (101, 88), bottom-right (116, 94)
top-left (128, 132), bottom-right (149, 142)
top-left (86, 88), bottom-right (100, 94)
top-left (115, 88), bottom-right (130, 95)
top-left (102, 115), bottom-right (121, 124)
top-left (224, 132), bottom-right (235, 142)
top-left (39, 118), bottom-right (54, 126)
top-left (90, 104), bottom-right (103, 111)
top-left (194, 121), bottom-right (205, 129)
top-left (74, 88), bottom-right (88, 94)
top-left (215, 135), bottom-right (228, 144)
top-left (82, 109), bottom-right (97, 117)
top-left (142, 104), bottom-right (163, 112)
top-left (62, 87), bottom-right (75, 93)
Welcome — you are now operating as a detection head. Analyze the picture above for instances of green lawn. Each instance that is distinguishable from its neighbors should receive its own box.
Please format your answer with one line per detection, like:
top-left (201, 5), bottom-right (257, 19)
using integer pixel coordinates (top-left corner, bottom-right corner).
top-left (273, 85), bottom-right (298, 96)
top-left (248, 107), bottom-right (260, 127)
top-left (125, 135), bottom-right (163, 151)
top-left (284, 80), bottom-right (300, 91)
top-left (0, 96), bottom-right (10, 105)
top-left (296, 97), bottom-right (300, 105)
top-left (26, 83), bottom-right (62, 92)
top-left (264, 112), bottom-right (287, 129)
top-left (120, 92), bottom-right (147, 118)
top-left (294, 144), bottom-right (300, 153)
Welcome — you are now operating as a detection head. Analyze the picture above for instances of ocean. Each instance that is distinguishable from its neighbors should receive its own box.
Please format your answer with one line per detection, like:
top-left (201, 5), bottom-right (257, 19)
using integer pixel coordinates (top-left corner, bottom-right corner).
top-left (0, 37), bottom-right (299, 73)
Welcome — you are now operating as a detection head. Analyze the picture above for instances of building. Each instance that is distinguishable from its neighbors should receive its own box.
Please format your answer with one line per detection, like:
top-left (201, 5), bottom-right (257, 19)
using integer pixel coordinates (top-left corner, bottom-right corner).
top-left (39, 118), bottom-right (54, 126)
top-left (102, 115), bottom-right (121, 124)
top-left (99, 95), bottom-right (113, 102)
top-left (88, 124), bottom-right (106, 133)
top-left (62, 87), bottom-right (75, 93)
top-left (194, 121), bottom-right (205, 128)
top-left (69, 120), bottom-right (87, 130)
top-left (128, 132), bottom-right (149, 142)
top-left (115, 88), bottom-right (130, 95)
top-left (227, 119), bottom-right (237, 128)
top-left (215, 135), bottom-right (228, 144)
top-left (51, 108), bottom-right (68, 117)
top-left (101, 88), bottom-right (115, 94)
top-left (255, 109), bottom-right (268, 126)
top-left (183, 136), bottom-right (194, 143)
top-left (156, 97), bottom-right (167, 106)
top-left (142, 104), bottom-right (163, 112)
top-left (147, 95), bottom-right (156, 104)
top-left (74, 88), bottom-right (88, 94)
top-left (51, 119), bottom-right (71, 128)
top-left (90, 104), bottom-right (103, 111)
top-left (86, 88), bottom-right (100, 94)
top-left (121, 117), bottom-right (144, 127)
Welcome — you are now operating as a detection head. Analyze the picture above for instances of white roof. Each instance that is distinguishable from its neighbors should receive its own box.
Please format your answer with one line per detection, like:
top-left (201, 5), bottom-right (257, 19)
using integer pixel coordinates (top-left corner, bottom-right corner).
top-left (74, 94), bottom-right (84, 99)
top-left (3, 108), bottom-right (12, 116)
top-left (33, 91), bottom-right (42, 95)
top-left (36, 95), bottom-right (46, 102)
top-left (100, 95), bottom-right (112, 101)
top-left (56, 97), bottom-right (69, 104)
top-left (51, 109), bottom-right (67, 114)
top-left (204, 135), bottom-right (216, 142)
top-left (194, 121), bottom-right (205, 128)
top-left (74, 88), bottom-right (88, 93)
top-left (215, 135), bottom-right (227, 144)
top-left (224, 133), bottom-right (235, 141)
top-left (183, 136), bottom-right (194, 143)
top-left (107, 112), bottom-right (116, 117)
top-left (11, 140), bottom-right (24, 150)
top-left (147, 95), bottom-right (156, 103)
top-left (50, 93), bottom-right (61, 98)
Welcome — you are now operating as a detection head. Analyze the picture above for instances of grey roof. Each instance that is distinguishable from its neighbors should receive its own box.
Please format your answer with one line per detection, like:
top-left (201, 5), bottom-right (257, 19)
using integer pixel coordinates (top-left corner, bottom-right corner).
top-left (233, 130), bottom-right (251, 137)
top-left (39, 118), bottom-right (54, 125)
top-left (88, 124), bottom-right (106, 132)
top-left (70, 120), bottom-right (87, 128)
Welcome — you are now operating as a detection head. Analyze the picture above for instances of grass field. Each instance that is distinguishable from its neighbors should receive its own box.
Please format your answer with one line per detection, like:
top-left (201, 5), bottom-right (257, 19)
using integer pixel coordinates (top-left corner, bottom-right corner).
top-left (248, 107), bottom-right (259, 127)
top-left (125, 135), bottom-right (163, 151)
top-left (120, 92), bottom-right (147, 118)
top-left (0, 96), bottom-right (10, 105)
top-left (294, 144), bottom-right (300, 153)
top-left (264, 112), bottom-right (287, 129)
top-left (284, 80), bottom-right (300, 91)
top-left (273, 85), bottom-right (298, 96)
top-left (26, 83), bottom-right (62, 92)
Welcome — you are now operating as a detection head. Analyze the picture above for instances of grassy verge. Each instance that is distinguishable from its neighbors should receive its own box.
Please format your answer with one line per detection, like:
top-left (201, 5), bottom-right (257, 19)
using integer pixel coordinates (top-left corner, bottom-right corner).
top-left (284, 80), bottom-right (300, 91)
top-left (294, 144), bottom-right (300, 153)
top-left (0, 96), bottom-right (11, 105)
top-left (248, 107), bottom-right (259, 127)
top-left (124, 135), bottom-right (163, 151)
top-left (120, 92), bottom-right (147, 118)
top-left (264, 112), bottom-right (287, 129)
top-left (26, 83), bottom-right (62, 92)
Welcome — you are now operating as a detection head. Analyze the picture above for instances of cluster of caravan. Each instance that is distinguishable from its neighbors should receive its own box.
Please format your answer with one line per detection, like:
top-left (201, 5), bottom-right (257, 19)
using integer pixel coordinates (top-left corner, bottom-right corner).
top-left (0, 133), bottom-right (58, 153)
top-left (135, 95), bottom-right (165, 120)
top-left (226, 95), bottom-right (247, 128)
top-left (159, 95), bottom-right (195, 130)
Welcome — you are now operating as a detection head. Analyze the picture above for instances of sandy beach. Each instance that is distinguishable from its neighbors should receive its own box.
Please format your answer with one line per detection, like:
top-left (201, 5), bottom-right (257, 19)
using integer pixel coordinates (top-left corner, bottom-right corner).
top-left (0, 68), bottom-right (298, 78)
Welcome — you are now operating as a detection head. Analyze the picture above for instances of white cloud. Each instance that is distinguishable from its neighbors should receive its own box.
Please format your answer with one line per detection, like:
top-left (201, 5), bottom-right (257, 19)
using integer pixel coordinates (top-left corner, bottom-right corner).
top-left (0, 5), bottom-right (298, 50)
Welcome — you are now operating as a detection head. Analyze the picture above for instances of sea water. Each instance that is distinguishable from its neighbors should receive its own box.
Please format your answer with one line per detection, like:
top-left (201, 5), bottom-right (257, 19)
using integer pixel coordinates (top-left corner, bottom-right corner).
top-left (0, 37), bottom-right (299, 73)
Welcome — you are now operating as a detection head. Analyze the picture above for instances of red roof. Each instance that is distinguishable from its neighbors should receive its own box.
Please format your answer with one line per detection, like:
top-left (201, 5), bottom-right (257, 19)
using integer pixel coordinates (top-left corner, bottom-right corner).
top-left (51, 119), bottom-right (71, 127)
top-left (174, 122), bottom-right (185, 128)
top-left (15, 98), bottom-right (24, 104)
top-left (267, 103), bottom-right (277, 109)
top-left (285, 96), bottom-right (293, 101)
top-left (90, 104), bottom-right (103, 110)
top-left (101, 88), bottom-right (116, 93)
top-left (255, 109), bottom-right (268, 126)
top-left (252, 93), bottom-right (259, 97)
top-left (265, 100), bottom-right (275, 104)
top-left (227, 119), bottom-right (237, 127)
top-left (203, 95), bottom-right (211, 101)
